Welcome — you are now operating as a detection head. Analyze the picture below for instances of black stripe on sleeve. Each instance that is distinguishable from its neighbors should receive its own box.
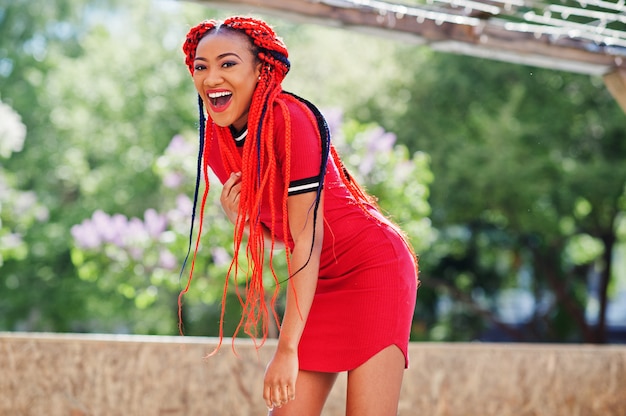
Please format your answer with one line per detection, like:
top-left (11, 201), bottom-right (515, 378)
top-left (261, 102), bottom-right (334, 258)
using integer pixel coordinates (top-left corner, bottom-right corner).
top-left (288, 176), bottom-right (321, 196)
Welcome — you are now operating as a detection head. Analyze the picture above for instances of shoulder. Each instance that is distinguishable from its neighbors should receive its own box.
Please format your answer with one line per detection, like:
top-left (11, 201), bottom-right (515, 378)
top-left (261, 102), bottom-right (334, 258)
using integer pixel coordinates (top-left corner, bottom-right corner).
top-left (272, 92), bottom-right (317, 132)
top-left (270, 93), bottom-right (323, 164)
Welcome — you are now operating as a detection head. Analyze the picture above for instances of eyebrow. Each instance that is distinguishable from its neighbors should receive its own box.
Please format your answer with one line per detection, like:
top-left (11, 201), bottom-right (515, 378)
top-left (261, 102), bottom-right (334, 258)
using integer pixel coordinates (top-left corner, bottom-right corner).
top-left (194, 52), bottom-right (242, 62)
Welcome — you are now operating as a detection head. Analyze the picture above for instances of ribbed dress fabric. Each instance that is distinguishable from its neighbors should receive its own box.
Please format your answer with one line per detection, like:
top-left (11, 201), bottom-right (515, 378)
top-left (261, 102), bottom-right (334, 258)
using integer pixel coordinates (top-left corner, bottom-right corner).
top-left (207, 99), bottom-right (418, 372)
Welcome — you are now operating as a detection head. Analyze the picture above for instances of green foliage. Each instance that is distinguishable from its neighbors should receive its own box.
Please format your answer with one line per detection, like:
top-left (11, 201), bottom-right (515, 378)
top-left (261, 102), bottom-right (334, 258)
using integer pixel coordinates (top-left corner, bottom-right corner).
top-left (0, 101), bottom-right (44, 267)
top-left (336, 119), bottom-right (434, 254)
top-left (0, 0), bottom-right (434, 336)
top-left (2, 0), bottom-right (624, 344)
top-left (333, 117), bottom-right (435, 340)
top-left (0, 0), bottom-right (206, 332)
top-left (366, 50), bottom-right (626, 342)
top-left (66, 112), bottom-right (434, 337)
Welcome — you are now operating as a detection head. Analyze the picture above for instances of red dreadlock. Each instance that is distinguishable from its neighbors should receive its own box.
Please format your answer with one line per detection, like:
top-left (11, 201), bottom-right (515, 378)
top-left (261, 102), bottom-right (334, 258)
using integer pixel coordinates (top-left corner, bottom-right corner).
top-left (178, 16), bottom-right (413, 353)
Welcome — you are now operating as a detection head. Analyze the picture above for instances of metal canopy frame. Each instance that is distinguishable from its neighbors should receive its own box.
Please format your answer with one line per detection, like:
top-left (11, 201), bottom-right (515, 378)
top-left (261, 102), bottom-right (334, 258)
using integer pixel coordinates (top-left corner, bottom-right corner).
top-left (193, 0), bottom-right (626, 111)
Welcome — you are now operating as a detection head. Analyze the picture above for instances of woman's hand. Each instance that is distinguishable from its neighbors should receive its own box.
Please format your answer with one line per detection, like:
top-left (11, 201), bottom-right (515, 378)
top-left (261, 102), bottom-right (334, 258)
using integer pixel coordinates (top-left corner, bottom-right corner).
top-left (263, 346), bottom-right (298, 410)
top-left (220, 172), bottom-right (242, 225)
top-left (260, 191), bottom-right (323, 410)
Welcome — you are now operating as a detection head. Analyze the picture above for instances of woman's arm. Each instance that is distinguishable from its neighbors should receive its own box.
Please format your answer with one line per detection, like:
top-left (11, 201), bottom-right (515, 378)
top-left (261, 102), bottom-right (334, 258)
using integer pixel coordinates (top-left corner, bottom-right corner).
top-left (278, 190), bottom-right (324, 349)
top-left (221, 171), bottom-right (323, 408)
top-left (263, 190), bottom-right (324, 409)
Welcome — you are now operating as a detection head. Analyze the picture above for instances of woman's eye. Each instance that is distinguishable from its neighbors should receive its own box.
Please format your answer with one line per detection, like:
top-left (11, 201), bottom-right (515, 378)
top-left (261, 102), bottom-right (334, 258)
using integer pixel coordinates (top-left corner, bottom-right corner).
top-left (194, 64), bottom-right (206, 71)
top-left (222, 61), bottom-right (236, 68)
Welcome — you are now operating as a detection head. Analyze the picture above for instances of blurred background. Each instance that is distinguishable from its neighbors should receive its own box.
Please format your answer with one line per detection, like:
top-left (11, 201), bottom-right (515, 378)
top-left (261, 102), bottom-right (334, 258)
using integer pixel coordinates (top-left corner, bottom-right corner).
top-left (1, 0), bottom-right (625, 343)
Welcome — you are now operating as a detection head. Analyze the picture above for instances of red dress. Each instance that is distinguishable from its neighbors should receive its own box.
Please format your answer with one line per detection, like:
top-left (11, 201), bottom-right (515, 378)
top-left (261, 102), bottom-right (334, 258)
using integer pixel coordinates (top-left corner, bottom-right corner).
top-left (207, 98), bottom-right (418, 372)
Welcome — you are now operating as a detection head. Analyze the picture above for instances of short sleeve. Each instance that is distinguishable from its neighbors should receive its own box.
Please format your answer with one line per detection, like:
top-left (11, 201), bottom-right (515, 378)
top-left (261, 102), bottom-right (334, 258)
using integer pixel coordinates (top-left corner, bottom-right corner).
top-left (273, 101), bottom-right (323, 196)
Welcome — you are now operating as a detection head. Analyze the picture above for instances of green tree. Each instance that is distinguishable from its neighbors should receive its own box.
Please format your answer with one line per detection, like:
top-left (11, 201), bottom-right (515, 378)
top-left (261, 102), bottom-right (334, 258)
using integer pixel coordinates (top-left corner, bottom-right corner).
top-left (69, 113), bottom-right (434, 337)
top-left (369, 50), bottom-right (626, 342)
top-left (0, 0), bottom-right (90, 330)
top-left (1, 0), bottom-right (434, 336)
top-left (0, 0), bottom-right (207, 331)
top-left (0, 101), bottom-right (48, 277)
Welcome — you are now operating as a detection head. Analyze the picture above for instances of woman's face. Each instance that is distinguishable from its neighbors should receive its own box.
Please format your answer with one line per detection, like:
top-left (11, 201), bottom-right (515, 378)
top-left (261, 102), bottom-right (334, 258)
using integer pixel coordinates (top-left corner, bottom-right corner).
top-left (193, 30), bottom-right (261, 131)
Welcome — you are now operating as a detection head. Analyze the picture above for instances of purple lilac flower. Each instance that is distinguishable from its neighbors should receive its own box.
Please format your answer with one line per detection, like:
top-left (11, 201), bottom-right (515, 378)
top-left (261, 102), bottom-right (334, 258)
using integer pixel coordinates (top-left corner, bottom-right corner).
top-left (360, 127), bottom-right (396, 176)
top-left (158, 248), bottom-right (177, 270)
top-left (321, 108), bottom-right (343, 138)
top-left (211, 246), bottom-right (231, 267)
top-left (126, 217), bottom-right (149, 245)
top-left (167, 194), bottom-right (193, 224)
top-left (91, 210), bottom-right (118, 244)
top-left (144, 208), bottom-right (167, 238)
top-left (165, 134), bottom-right (188, 153)
top-left (176, 194), bottom-right (193, 213)
top-left (127, 246), bottom-right (144, 261)
top-left (163, 172), bottom-right (184, 188)
top-left (109, 214), bottom-right (129, 247)
top-left (70, 220), bottom-right (102, 249)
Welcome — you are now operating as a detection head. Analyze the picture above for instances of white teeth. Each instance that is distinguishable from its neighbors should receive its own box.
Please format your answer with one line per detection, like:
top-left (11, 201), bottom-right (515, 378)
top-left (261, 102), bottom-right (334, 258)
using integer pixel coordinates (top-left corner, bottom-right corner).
top-left (208, 91), bottom-right (232, 98)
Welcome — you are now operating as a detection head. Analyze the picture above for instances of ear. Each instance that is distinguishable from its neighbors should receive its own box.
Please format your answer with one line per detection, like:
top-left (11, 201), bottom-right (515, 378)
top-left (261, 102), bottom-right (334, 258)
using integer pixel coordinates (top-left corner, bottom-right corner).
top-left (255, 62), bottom-right (262, 81)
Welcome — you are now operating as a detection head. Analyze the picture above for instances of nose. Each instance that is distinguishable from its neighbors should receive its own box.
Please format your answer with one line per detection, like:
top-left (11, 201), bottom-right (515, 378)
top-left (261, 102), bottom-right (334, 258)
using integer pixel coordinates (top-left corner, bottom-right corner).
top-left (204, 67), bottom-right (223, 87)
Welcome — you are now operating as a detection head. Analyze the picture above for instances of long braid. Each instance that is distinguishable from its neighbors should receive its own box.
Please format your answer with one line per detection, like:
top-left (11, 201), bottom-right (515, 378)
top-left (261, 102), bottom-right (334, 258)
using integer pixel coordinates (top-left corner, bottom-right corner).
top-left (180, 17), bottom-right (415, 351)
top-left (180, 17), bottom-right (293, 349)
top-left (220, 18), bottom-right (293, 347)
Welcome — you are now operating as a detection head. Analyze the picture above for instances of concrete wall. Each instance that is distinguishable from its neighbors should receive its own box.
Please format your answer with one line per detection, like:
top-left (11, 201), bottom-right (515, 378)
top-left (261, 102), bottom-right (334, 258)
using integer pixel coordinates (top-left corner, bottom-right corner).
top-left (1, 333), bottom-right (624, 415)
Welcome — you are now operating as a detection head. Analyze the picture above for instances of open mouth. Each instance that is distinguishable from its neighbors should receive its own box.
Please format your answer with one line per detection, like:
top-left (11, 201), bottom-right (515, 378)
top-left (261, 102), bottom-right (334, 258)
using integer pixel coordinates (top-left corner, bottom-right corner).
top-left (208, 91), bottom-right (232, 109)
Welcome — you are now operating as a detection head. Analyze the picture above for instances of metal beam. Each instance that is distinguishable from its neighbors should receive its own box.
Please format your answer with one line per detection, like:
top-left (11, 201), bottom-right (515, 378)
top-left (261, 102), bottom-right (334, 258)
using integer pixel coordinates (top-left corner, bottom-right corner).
top-left (190, 0), bottom-right (626, 76)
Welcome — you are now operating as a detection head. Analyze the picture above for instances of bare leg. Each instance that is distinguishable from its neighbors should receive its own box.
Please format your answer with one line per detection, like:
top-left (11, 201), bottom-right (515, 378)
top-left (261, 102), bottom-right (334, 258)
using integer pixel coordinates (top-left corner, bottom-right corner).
top-left (346, 345), bottom-right (405, 416)
top-left (269, 370), bottom-right (338, 416)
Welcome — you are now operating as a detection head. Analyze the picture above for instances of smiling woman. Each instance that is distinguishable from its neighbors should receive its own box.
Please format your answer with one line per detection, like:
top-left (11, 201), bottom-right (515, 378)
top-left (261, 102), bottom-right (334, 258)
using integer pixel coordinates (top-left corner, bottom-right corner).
top-left (178, 16), bottom-right (420, 416)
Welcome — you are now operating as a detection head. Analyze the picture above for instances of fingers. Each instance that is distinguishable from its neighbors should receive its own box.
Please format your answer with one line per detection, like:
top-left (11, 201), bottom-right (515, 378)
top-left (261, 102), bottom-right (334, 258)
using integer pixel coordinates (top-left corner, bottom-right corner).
top-left (264, 383), bottom-right (295, 410)
top-left (222, 172), bottom-right (242, 199)
top-left (263, 384), bottom-right (272, 410)
top-left (288, 383), bottom-right (296, 401)
top-left (221, 172), bottom-right (242, 224)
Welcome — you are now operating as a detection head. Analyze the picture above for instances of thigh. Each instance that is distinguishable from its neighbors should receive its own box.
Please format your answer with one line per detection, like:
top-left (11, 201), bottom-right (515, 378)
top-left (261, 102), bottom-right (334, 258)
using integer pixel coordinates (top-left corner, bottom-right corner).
top-left (269, 370), bottom-right (338, 416)
top-left (346, 345), bottom-right (405, 416)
